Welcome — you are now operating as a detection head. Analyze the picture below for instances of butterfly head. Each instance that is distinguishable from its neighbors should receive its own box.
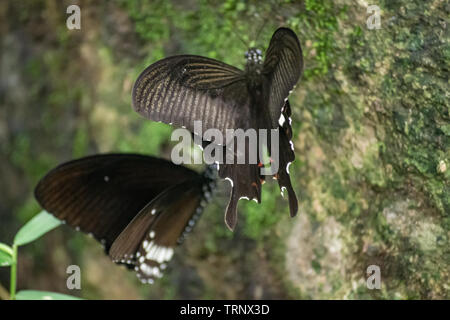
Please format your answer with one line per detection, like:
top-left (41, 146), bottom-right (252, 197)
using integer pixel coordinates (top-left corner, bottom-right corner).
top-left (244, 48), bottom-right (263, 65)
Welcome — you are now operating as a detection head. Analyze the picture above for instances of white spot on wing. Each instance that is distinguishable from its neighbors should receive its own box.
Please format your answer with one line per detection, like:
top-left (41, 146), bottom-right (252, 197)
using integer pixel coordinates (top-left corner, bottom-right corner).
top-left (225, 177), bottom-right (234, 188)
top-left (278, 114), bottom-right (286, 126)
top-left (281, 186), bottom-right (287, 198)
top-left (143, 241), bottom-right (174, 264)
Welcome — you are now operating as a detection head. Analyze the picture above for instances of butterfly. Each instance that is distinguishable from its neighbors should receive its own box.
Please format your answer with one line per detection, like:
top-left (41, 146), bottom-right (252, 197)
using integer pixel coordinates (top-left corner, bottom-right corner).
top-left (132, 27), bottom-right (303, 230)
top-left (34, 153), bottom-right (216, 284)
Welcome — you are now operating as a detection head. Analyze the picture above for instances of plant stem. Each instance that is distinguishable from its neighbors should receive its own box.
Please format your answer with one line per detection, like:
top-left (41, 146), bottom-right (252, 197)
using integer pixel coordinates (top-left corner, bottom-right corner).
top-left (10, 244), bottom-right (17, 300)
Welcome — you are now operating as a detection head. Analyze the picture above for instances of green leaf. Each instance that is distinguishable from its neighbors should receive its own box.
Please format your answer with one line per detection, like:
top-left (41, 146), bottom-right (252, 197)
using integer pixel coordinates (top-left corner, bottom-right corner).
top-left (16, 290), bottom-right (82, 300)
top-left (0, 251), bottom-right (13, 267)
top-left (14, 211), bottom-right (62, 246)
top-left (0, 242), bottom-right (13, 266)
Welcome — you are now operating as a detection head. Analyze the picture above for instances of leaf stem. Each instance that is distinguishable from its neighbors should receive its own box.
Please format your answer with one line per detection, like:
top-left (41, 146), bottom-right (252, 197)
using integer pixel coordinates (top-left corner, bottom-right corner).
top-left (0, 243), bottom-right (13, 256)
top-left (10, 244), bottom-right (17, 300)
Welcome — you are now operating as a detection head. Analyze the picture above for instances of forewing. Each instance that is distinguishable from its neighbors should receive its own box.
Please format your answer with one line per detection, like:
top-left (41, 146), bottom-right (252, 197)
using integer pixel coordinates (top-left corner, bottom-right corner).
top-left (263, 28), bottom-right (303, 128)
top-left (132, 55), bottom-right (251, 138)
top-left (34, 154), bottom-right (200, 252)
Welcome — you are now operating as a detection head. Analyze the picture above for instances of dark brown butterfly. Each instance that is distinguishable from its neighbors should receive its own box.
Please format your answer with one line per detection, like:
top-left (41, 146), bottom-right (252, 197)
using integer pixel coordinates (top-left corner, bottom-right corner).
top-left (132, 27), bottom-right (303, 230)
top-left (34, 154), bottom-right (216, 284)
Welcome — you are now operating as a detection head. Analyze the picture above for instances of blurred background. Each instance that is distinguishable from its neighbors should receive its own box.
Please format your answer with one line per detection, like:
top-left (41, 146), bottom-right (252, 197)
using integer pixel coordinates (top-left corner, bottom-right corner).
top-left (0, 0), bottom-right (448, 299)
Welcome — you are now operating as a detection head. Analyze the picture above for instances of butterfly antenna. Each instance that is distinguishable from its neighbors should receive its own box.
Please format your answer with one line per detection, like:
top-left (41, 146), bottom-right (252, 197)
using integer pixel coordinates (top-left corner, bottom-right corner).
top-left (255, 18), bottom-right (268, 42)
top-left (223, 13), bottom-right (250, 49)
top-left (229, 25), bottom-right (250, 49)
top-left (252, 1), bottom-right (278, 46)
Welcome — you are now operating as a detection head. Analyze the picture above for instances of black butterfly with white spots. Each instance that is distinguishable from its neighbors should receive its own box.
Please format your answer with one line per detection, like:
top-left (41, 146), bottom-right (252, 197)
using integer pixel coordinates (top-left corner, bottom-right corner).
top-left (34, 154), bottom-right (216, 284)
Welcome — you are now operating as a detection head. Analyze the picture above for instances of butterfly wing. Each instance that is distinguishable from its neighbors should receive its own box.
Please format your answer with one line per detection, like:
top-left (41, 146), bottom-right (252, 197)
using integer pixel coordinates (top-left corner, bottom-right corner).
top-left (34, 154), bottom-right (200, 252)
top-left (217, 141), bottom-right (263, 230)
top-left (276, 100), bottom-right (298, 217)
top-left (263, 27), bottom-right (303, 128)
top-left (218, 100), bottom-right (299, 230)
top-left (219, 163), bottom-right (262, 230)
top-left (132, 55), bottom-right (251, 138)
top-left (109, 178), bottom-right (213, 283)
